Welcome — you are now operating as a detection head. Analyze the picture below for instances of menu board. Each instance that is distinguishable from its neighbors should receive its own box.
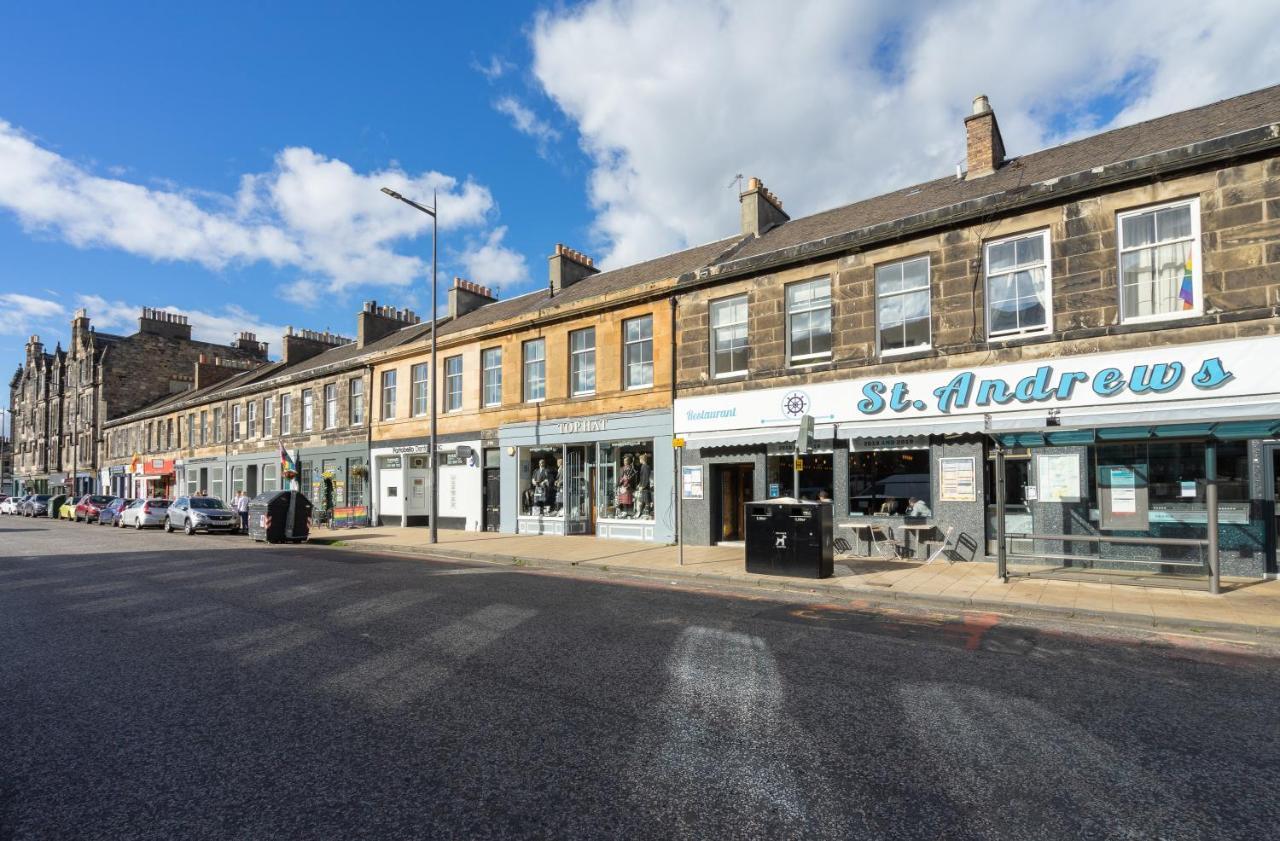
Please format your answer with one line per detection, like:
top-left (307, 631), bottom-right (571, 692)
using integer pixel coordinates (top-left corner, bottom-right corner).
top-left (681, 465), bottom-right (704, 500)
top-left (1035, 453), bottom-right (1082, 503)
top-left (938, 457), bottom-right (976, 502)
top-left (1109, 468), bottom-right (1137, 514)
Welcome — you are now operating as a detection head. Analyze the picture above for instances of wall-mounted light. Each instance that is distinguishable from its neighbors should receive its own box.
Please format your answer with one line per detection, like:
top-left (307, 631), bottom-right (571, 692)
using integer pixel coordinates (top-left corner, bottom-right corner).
top-left (506, 446), bottom-right (515, 456)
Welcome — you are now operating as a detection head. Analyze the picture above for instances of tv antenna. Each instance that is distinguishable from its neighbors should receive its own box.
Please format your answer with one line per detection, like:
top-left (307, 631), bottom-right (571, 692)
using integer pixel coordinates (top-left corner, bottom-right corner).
top-left (727, 173), bottom-right (743, 193)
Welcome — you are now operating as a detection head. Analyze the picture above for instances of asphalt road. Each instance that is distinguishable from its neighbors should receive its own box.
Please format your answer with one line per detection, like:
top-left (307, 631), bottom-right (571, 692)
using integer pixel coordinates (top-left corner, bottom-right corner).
top-left (2, 517), bottom-right (1278, 840)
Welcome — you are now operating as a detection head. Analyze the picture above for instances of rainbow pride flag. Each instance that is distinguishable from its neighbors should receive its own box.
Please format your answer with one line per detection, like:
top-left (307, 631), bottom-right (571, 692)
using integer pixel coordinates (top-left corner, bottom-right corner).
top-left (1178, 256), bottom-right (1195, 310)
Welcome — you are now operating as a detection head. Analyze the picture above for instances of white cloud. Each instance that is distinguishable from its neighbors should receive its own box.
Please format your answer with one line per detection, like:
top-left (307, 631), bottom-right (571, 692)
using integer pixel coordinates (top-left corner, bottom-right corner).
top-left (0, 121), bottom-right (500, 294)
top-left (530, 0), bottom-right (1280, 268)
top-left (474, 55), bottom-right (513, 81)
top-left (1, 293), bottom-right (64, 321)
top-left (494, 96), bottom-right (561, 156)
top-left (457, 226), bottom-right (530, 291)
top-left (76, 295), bottom-right (289, 354)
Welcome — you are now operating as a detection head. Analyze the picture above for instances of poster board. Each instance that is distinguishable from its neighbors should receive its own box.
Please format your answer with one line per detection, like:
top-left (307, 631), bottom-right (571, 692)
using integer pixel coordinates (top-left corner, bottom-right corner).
top-left (681, 465), bottom-right (704, 500)
top-left (938, 457), bottom-right (976, 502)
top-left (1098, 465), bottom-right (1149, 530)
top-left (1035, 453), bottom-right (1082, 503)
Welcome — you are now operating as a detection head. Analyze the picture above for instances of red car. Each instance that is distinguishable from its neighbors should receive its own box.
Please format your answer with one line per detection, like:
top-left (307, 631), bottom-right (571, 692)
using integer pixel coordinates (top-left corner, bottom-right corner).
top-left (74, 494), bottom-right (118, 523)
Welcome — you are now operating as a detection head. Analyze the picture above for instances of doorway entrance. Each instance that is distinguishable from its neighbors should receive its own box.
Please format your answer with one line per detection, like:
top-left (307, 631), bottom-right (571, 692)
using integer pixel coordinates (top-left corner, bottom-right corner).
top-left (715, 463), bottom-right (754, 543)
top-left (1267, 445), bottom-right (1280, 576)
top-left (483, 467), bottom-right (501, 532)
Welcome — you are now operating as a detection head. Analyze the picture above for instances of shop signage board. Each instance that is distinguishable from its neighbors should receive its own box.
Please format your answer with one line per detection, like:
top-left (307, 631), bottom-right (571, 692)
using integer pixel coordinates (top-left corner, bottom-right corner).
top-left (675, 334), bottom-right (1280, 435)
top-left (939, 457), bottom-right (977, 502)
top-left (681, 465), bottom-right (703, 499)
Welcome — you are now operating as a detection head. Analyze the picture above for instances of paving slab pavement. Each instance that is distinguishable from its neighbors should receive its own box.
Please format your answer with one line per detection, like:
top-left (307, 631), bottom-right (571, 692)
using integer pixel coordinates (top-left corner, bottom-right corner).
top-left (309, 525), bottom-right (1280, 639)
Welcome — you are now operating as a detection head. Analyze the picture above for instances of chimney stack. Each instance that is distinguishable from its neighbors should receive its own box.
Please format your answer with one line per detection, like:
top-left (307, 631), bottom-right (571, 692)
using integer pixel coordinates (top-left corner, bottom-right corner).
top-left (448, 277), bottom-right (497, 319)
top-left (25, 334), bottom-right (44, 366)
top-left (282, 326), bottom-right (352, 364)
top-left (356, 300), bottom-right (422, 348)
top-left (739, 177), bottom-right (789, 238)
top-left (964, 94), bottom-right (1006, 178)
top-left (231, 330), bottom-right (269, 359)
top-left (138, 307), bottom-right (193, 340)
top-left (548, 244), bottom-right (599, 296)
top-left (192, 354), bottom-right (253, 390)
top-left (70, 308), bottom-right (91, 351)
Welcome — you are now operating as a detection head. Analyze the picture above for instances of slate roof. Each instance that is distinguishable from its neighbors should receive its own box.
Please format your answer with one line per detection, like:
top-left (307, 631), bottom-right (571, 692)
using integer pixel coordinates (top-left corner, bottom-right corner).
top-left (727, 84), bottom-right (1280, 264)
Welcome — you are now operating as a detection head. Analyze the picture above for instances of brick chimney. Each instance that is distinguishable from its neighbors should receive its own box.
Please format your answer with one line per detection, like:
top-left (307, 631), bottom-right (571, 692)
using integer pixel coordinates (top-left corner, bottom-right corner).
top-left (138, 307), bottom-right (193, 341)
top-left (739, 177), bottom-right (789, 238)
top-left (192, 354), bottom-right (255, 390)
top-left (282, 326), bottom-right (352, 365)
top-left (964, 94), bottom-right (1006, 178)
top-left (548, 244), bottom-right (599, 296)
top-left (356, 301), bottom-right (421, 348)
top-left (448, 277), bottom-right (496, 319)
top-left (231, 331), bottom-right (269, 359)
top-left (70, 308), bottom-right (91, 352)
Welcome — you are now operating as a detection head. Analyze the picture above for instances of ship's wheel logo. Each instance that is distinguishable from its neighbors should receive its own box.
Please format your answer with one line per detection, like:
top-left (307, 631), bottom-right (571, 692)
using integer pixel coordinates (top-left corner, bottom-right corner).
top-left (781, 390), bottom-right (810, 418)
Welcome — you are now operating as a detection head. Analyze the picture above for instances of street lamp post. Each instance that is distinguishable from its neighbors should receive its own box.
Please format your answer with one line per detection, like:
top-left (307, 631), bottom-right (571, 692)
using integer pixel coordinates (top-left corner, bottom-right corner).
top-left (0, 407), bottom-right (10, 496)
top-left (380, 186), bottom-right (438, 544)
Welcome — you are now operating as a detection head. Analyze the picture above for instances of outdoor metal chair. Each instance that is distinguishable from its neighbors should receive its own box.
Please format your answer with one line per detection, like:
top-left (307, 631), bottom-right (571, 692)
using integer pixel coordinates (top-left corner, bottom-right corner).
top-left (924, 526), bottom-right (958, 565)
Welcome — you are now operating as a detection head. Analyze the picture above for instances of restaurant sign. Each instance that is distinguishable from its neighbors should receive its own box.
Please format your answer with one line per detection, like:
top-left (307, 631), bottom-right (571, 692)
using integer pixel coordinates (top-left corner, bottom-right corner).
top-left (675, 335), bottom-right (1278, 434)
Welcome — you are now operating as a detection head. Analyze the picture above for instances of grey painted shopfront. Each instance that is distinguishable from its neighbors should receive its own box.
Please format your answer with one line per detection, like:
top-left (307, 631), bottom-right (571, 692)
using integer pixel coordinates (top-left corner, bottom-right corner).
top-left (499, 409), bottom-right (675, 542)
top-left (178, 442), bottom-right (369, 511)
top-left (676, 335), bottom-right (1280, 579)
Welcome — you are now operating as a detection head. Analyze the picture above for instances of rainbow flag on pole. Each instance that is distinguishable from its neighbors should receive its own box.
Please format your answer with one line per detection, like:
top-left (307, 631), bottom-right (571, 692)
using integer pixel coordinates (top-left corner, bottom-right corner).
top-left (279, 442), bottom-right (297, 475)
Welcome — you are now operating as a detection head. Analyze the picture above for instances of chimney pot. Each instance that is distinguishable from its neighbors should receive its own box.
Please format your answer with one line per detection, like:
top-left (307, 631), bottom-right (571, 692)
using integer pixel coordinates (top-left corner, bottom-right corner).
top-left (972, 94), bottom-right (991, 115)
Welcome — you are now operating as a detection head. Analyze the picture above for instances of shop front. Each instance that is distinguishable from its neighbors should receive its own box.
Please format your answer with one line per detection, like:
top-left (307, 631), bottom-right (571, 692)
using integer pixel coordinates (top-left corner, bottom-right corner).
top-left (370, 434), bottom-right (484, 529)
top-left (177, 456), bottom-right (226, 501)
top-left (131, 457), bottom-right (175, 499)
top-left (499, 410), bottom-right (674, 542)
top-left (676, 335), bottom-right (1280, 580)
top-left (227, 449), bottom-right (286, 502)
top-left (294, 443), bottom-right (368, 523)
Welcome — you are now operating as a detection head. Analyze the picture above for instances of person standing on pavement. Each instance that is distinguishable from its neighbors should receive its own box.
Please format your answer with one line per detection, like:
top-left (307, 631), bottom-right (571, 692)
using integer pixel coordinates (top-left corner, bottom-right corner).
top-left (234, 490), bottom-right (250, 533)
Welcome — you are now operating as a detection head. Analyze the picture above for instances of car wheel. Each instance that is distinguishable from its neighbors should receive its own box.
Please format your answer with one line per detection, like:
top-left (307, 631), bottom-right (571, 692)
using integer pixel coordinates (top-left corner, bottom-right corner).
top-left (163, 519), bottom-right (173, 533)
top-left (185, 519), bottom-right (195, 536)
top-left (135, 518), bottom-right (142, 531)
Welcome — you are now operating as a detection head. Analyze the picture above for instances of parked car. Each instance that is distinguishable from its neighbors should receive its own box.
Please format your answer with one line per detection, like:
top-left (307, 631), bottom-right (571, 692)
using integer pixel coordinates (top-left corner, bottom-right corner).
top-left (23, 494), bottom-right (52, 517)
top-left (165, 496), bottom-right (237, 535)
top-left (58, 497), bottom-right (79, 521)
top-left (98, 498), bottom-right (135, 527)
top-left (119, 498), bottom-right (170, 530)
top-left (1, 494), bottom-right (27, 515)
top-left (74, 494), bottom-right (116, 523)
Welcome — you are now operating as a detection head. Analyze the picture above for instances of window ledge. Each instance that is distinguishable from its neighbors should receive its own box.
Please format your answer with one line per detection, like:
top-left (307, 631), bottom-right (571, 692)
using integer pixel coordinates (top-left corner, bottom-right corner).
top-left (1119, 310), bottom-right (1203, 327)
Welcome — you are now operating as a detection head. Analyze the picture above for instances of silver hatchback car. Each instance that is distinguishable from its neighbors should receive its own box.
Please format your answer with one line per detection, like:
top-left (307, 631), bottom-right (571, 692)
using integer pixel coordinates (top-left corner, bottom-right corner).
top-left (165, 496), bottom-right (238, 535)
top-left (120, 498), bottom-right (170, 529)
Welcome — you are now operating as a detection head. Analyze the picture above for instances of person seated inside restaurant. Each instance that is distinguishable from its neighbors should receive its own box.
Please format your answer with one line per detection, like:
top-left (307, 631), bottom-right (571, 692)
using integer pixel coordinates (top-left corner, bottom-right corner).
top-left (817, 489), bottom-right (832, 503)
top-left (906, 496), bottom-right (932, 517)
top-left (877, 498), bottom-right (898, 515)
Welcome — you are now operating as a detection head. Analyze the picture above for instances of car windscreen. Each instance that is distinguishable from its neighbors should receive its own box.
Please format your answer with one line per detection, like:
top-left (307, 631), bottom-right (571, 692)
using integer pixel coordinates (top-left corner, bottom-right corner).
top-left (33, 495), bottom-right (51, 502)
top-left (146, 499), bottom-right (169, 507)
top-left (89, 496), bottom-right (114, 505)
top-left (189, 498), bottom-right (225, 509)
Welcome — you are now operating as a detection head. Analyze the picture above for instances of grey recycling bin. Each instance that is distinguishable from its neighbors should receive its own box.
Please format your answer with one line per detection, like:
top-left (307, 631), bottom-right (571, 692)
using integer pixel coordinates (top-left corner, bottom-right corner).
top-left (744, 499), bottom-right (833, 579)
top-left (248, 490), bottom-right (313, 543)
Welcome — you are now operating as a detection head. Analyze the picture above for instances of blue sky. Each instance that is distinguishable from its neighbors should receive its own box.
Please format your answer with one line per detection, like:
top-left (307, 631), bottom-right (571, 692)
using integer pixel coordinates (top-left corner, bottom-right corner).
top-left (2, 0), bottom-right (1277, 416)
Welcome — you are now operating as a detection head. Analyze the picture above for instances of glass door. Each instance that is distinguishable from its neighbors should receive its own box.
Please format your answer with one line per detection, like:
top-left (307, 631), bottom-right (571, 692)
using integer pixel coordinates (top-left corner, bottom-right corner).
top-left (564, 445), bottom-right (592, 534)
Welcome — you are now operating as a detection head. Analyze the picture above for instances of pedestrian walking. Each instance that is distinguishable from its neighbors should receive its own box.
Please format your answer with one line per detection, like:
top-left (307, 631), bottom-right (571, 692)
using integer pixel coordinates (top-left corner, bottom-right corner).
top-left (234, 490), bottom-right (250, 533)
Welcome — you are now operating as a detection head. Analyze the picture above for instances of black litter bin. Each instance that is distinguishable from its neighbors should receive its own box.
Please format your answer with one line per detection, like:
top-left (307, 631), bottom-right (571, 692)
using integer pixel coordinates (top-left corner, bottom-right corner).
top-left (744, 499), bottom-right (833, 578)
top-left (248, 491), bottom-right (313, 543)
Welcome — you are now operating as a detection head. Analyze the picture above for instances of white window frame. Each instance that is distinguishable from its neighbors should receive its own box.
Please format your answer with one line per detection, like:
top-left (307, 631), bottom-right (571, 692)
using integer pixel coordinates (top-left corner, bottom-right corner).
top-left (381, 371), bottom-right (397, 421)
top-left (263, 397), bottom-right (274, 438)
top-left (875, 256), bottom-right (932, 357)
top-left (623, 315), bottom-right (654, 390)
top-left (570, 327), bottom-right (596, 396)
top-left (349, 378), bottom-right (364, 426)
top-left (280, 394), bottom-right (292, 435)
top-left (444, 355), bottom-right (463, 412)
top-left (523, 338), bottom-right (546, 403)
top-left (301, 389), bottom-right (314, 432)
top-left (247, 400), bottom-right (257, 439)
top-left (481, 347), bottom-right (502, 408)
top-left (411, 363), bottom-right (428, 417)
top-left (231, 404), bottom-right (242, 441)
top-left (1116, 198), bottom-right (1202, 325)
top-left (324, 383), bottom-right (338, 429)
top-left (984, 229), bottom-right (1053, 341)
top-left (785, 277), bottom-right (833, 365)
top-left (709, 294), bottom-right (748, 378)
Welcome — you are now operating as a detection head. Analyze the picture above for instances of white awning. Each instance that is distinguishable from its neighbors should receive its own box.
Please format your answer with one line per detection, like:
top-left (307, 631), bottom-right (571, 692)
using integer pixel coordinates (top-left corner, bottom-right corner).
top-left (987, 396), bottom-right (1280, 432)
top-left (839, 415), bottom-right (988, 440)
top-left (684, 424), bottom-right (836, 450)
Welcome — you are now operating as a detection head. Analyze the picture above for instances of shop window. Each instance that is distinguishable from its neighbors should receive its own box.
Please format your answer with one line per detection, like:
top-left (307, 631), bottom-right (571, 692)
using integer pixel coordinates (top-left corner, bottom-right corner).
top-left (263, 398), bottom-right (274, 437)
top-left (324, 383), bottom-right (338, 429)
top-left (381, 371), bottom-right (397, 420)
top-left (444, 355), bottom-right (463, 412)
top-left (349, 378), bottom-right (364, 426)
top-left (301, 389), bottom-right (314, 432)
top-left (209, 468), bottom-right (224, 501)
top-left (570, 328), bottom-right (596, 396)
top-left (482, 347), bottom-right (502, 407)
top-left (597, 441), bottom-right (655, 521)
top-left (765, 452), bottom-right (833, 501)
top-left (876, 256), bottom-right (931, 355)
top-left (520, 447), bottom-right (560, 515)
top-left (848, 449), bottom-right (931, 515)
top-left (523, 339), bottom-right (546, 402)
top-left (231, 466), bottom-right (244, 495)
top-left (623, 317), bottom-right (653, 389)
top-left (786, 278), bottom-right (832, 364)
top-left (347, 457), bottom-right (366, 506)
top-left (985, 230), bottom-right (1051, 339)
top-left (411, 363), bottom-right (428, 416)
top-left (710, 294), bottom-right (748, 377)
top-left (1118, 198), bottom-right (1200, 323)
top-left (262, 464), bottom-right (278, 492)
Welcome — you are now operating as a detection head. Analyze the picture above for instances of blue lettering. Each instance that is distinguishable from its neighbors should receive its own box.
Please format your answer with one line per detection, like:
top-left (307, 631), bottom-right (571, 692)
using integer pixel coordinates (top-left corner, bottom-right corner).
top-left (858, 381), bottom-right (887, 414)
top-left (1129, 362), bottom-right (1184, 394)
top-left (975, 379), bottom-right (1013, 406)
top-left (889, 382), bottom-right (912, 412)
top-left (1191, 357), bottom-right (1234, 389)
top-left (1055, 371), bottom-right (1089, 400)
top-left (1093, 368), bottom-right (1125, 396)
top-left (1014, 366), bottom-right (1055, 402)
top-left (933, 372), bottom-right (974, 414)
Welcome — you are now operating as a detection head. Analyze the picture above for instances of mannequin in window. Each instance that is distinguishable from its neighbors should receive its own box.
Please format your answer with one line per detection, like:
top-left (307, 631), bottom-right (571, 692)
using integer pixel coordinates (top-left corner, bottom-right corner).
top-left (617, 454), bottom-right (636, 517)
top-left (552, 456), bottom-right (564, 515)
top-left (531, 458), bottom-right (553, 514)
top-left (635, 452), bottom-right (653, 518)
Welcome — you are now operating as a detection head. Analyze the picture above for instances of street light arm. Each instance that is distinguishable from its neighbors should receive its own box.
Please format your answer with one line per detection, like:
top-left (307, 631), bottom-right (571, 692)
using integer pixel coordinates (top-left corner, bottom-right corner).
top-left (380, 186), bottom-right (436, 217)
